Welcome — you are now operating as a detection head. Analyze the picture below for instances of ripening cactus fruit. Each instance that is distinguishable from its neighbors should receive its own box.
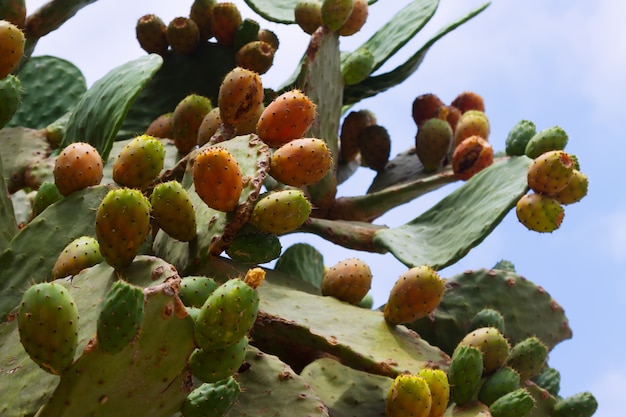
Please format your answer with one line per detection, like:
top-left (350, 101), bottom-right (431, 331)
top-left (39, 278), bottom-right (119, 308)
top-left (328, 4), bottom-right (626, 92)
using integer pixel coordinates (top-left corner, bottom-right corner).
top-left (451, 91), bottom-right (485, 113)
top-left (412, 93), bottom-right (445, 127)
top-left (525, 125), bottom-right (568, 159)
top-left (527, 150), bottom-right (574, 195)
top-left (358, 124), bottom-right (391, 171)
top-left (192, 146), bottom-right (243, 212)
top-left (173, 94), bottom-right (213, 154)
top-left (415, 117), bottom-right (453, 172)
top-left (416, 368), bottom-right (450, 417)
top-left (112, 134), bottom-right (166, 188)
top-left (150, 180), bottom-right (197, 242)
top-left (236, 40), bottom-right (275, 75)
top-left (51, 236), bottom-right (103, 280)
top-left (337, 0), bottom-right (368, 36)
top-left (488, 388), bottom-right (536, 417)
top-left (505, 119), bottom-right (536, 156)
top-left (452, 135), bottom-right (494, 180)
top-left (188, 336), bottom-right (248, 383)
top-left (167, 16), bottom-right (200, 54)
top-left (0, 74), bottom-right (21, 129)
top-left (453, 109), bottom-right (490, 148)
top-left (477, 366), bottom-right (521, 406)
top-left (95, 188), bottom-right (152, 269)
top-left (294, 0), bottom-right (323, 34)
top-left (31, 181), bottom-right (63, 219)
top-left (341, 47), bottom-right (374, 85)
top-left (321, 257), bottom-right (372, 305)
top-left (218, 66), bottom-right (264, 128)
top-left (197, 107), bottom-right (222, 146)
top-left (249, 189), bottom-right (312, 235)
top-left (386, 374), bottom-right (432, 417)
top-left (505, 336), bottom-right (548, 381)
top-left (53, 142), bottom-right (104, 196)
top-left (269, 137), bottom-right (333, 187)
top-left (18, 282), bottom-right (79, 375)
top-left (457, 326), bottom-right (510, 374)
top-left (145, 112), bottom-right (174, 139)
top-left (179, 276), bottom-right (219, 308)
top-left (189, 0), bottom-right (216, 41)
top-left (210, 2), bottom-right (242, 46)
top-left (256, 89), bottom-right (317, 148)
top-left (516, 192), bottom-right (564, 233)
top-left (0, 19), bottom-right (25, 79)
top-left (339, 109), bottom-right (376, 162)
top-left (181, 376), bottom-right (241, 417)
top-left (383, 265), bottom-right (445, 325)
top-left (552, 391), bottom-right (598, 417)
top-left (135, 14), bottom-right (169, 55)
top-left (553, 169), bottom-right (588, 204)
top-left (448, 344), bottom-right (483, 405)
top-left (321, 0), bottom-right (354, 31)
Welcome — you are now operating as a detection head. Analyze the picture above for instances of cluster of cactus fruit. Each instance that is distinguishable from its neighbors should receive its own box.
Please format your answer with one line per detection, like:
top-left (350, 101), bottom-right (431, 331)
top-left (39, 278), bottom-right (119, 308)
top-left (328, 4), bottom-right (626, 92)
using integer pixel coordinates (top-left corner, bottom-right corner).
top-left (0, 0), bottom-right (597, 416)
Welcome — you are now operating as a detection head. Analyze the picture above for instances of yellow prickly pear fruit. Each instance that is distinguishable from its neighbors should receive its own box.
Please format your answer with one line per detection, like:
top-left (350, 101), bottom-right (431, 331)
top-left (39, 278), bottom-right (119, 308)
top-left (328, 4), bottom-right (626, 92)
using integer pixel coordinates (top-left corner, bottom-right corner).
top-left (193, 146), bottom-right (243, 212)
top-left (218, 66), bottom-right (264, 128)
top-left (249, 189), bottom-right (312, 235)
top-left (52, 236), bottom-right (103, 280)
top-left (167, 16), bottom-right (200, 55)
top-left (269, 137), bottom-right (333, 187)
top-left (112, 134), bottom-right (166, 188)
top-left (516, 192), bottom-right (564, 233)
top-left (210, 2), bottom-right (242, 46)
top-left (417, 368), bottom-right (450, 417)
top-left (553, 169), bottom-right (588, 205)
top-left (295, 0), bottom-right (323, 35)
top-left (527, 150), bottom-right (574, 195)
top-left (321, 0), bottom-right (354, 32)
top-left (321, 258), bottom-right (372, 305)
top-left (0, 19), bottom-right (25, 79)
top-left (386, 374), bottom-right (432, 417)
top-left (453, 110), bottom-right (490, 147)
top-left (135, 14), bottom-right (169, 56)
top-left (458, 327), bottom-right (510, 375)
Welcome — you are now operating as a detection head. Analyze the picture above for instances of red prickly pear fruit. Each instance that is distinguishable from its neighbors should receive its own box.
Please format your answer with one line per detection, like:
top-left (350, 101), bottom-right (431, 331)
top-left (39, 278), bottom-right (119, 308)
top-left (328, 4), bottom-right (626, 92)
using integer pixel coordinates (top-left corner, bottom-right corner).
top-left (445, 105), bottom-right (462, 133)
top-left (525, 125), bottom-right (568, 159)
top-left (553, 169), bottom-right (588, 205)
top-left (321, 0), bottom-right (354, 32)
top-left (53, 142), bottom-right (104, 196)
top-left (0, 0), bottom-right (26, 28)
top-left (258, 28), bottom-right (279, 51)
top-left (516, 192), bottom-right (564, 233)
top-left (527, 150), bottom-right (574, 195)
top-left (197, 108), bottom-right (222, 146)
top-left (453, 110), bottom-right (490, 147)
top-left (31, 182), bottom-right (63, 219)
top-left (95, 188), bottom-right (152, 269)
top-left (505, 336), bottom-right (548, 381)
top-left (18, 282), bottom-right (79, 375)
top-left (210, 2), bottom-right (242, 46)
top-left (145, 112), bottom-right (174, 139)
top-left (151, 180), bottom-right (197, 242)
top-left (0, 19), bottom-right (25, 79)
top-left (236, 40), bottom-right (275, 75)
top-left (190, 0), bottom-right (217, 41)
top-left (135, 14), bottom-right (169, 56)
top-left (358, 124), bottom-right (391, 171)
top-left (179, 275), bottom-right (219, 308)
top-left (256, 89), bottom-right (317, 148)
top-left (167, 16), bottom-right (200, 55)
top-left (321, 257), bottom-right (372, 305)
top-left (269, 137), bottom-right (333, 187)
top-left (249, 189), bottom-right (312, 235)
top-left (294, 0), bottom-right (323, 35)
top-left (451, 91), bottom-right (485, 114)
top-left (488, 388), bottom-right (536, 417)
top-left (193, 146), bottom-right (243, 212)
top-left (384, 265), bottom-right (445, 325)
top-left (51, 236), bottom-right (103, 280)
top-left (386, 374), bottom-right (432, 417)
top-left (188, 336), bottom-right (248, 383)
top-left (218, 66), bottom-right (264, 128)
top-left (458, 326), bottom-right (510, 374)
top-left (448, 344), bottom-right (483, 405)
top-left (112, 134), bottom-right (166, 188)
top-left (415, 118), bottom-right (453, 172)
top-left (417, 368), bottom-right (450, 417)
top-left (478, 366), bottom-right (521, 406)
top-left (0, 74), bottom-right (22, 129)
top-left (337, 0), bottom-right (368, 36)
top-left (452, 135), bottom-right (494, 181)
top-left (412, 93), bottom-right (445, 127)
top-left (339, 109), bottom-right (376, 162)
top-left (173, 94), bottom-right (213, 154)
top-left (341, 47), bottom-right (374, 85)
top-left (505, 119), bottom-right (536, 156)
top-left (552, 392), bottom-right (598, 417)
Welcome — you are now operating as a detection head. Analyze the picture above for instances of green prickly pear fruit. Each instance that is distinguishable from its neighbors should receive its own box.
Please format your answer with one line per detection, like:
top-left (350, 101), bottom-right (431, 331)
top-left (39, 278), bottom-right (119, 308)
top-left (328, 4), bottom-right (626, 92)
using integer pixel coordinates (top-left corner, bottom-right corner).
top-left (188, 336), bottom-right (248, 383)
top-left (477, 366), bottom-right (520, 406)
top-left (505, 336), bottom-right (548, 381)
top-left (516, 192), bottom-right (564, 233)
top-left (269, 137), bottom-right (333, 187)
top-left (415, 118), bottom-right (453, 172)
top-left (190, 0), bottom-right (216, 41)
top-left (179, 276), bottom-right (219, 308)
top-left (452, 135), bottom-right (494, 181)
top-left (0, 0), bottom-right (26, 28)
top-left (0, 19), bottom-right (25, 79)
top-left (321, 0), bottom-right (354, 32)
top-left (453, 110), bottom-right (490, 148)
top-left (527, 150), bottom-right (574, 195)
top-left (151, 180), bottom-right (197, 242)
top-left (135, 14), bottom-right (169, 56)
top-left (236, 40), bottom-right (275, 75)
top-left (197, 107), bottom-right (222, 146)
top-left (505, 119), bottom-right (536, 156)
top-left (249, 189), bottom-right (312, 235)
top-left (492, 259), bottom-right (516, 271)
top-left (30, 181), bottom-right (63, 219)
top-left (553, 169), bottom-right (588, 205)
top-left (256, 89), bottom-right (317, 148)
top-left (96, 280), bottom-right (145, 354)
top-left (488, 388), bottom-right (535, 417)
top-left (193, 146), bottom-right (243, 212)
top-left (458, 327), bottom-right (510, 374)
top-left (181, 376), bottom-right (241, 417)
top-left (51, 236), bottom-right (103, 280)
top-left (95, 188), bottom-right (152, 269)
top-left (0, 74), bottom-right (21, 129)
top-left (448, 344), bottom-right (483, 405)
top-left (525, 125), bottom-right (568, 159)
top-left (210, 2), bottom-right (242, 46)
top-left (294, 0), bottom-right (323, 34)
top-left (468, 308), bottom-right (506, 334)
top-left (225, 230), bottom-right (282, 264)
top-left (218, 66), bottom-right (264, 128)
top-left (258, 28), bottom-right (279, 51)
top-left (145, 112), bottom-right (174, 139)
top-left (341, 47), bottom-right (374, 85)
top-left (173, 94), bottom-right (213, 154)
top-left (167, 16), bottom-right (200, 54)
top-left (339, 109), bottom-right (376, 162)
top-left (412, 93), bottom-right (445, 127)
top-left (112, 134), bottom-right (166, 188)
top-left (386, 374), bottom-right (432, 417)
top-left (417, 368), bottom-right (450, 417)
top-left (337, 0), bottom-right (368, 36)
top-left (383, 265), bottom-right (445, 325)
top-left (451, 91), bottom-right (485, 114)
top-left (233, 18), bottom-right (260, 51)
top-left (358, 124), bottom-right (391, 171)
top-left (532, 366), bottom-right (560, 397)
top-left (321, 257), bottom-right (372, 305)
top-left (357, 293), bottom-right (373, 309)
top-left (18, 282), bottom-right (79, 375)
top-left (552, 391), bottom-right (598, 417)
top-left (53, 142), bottom-right (104, 196)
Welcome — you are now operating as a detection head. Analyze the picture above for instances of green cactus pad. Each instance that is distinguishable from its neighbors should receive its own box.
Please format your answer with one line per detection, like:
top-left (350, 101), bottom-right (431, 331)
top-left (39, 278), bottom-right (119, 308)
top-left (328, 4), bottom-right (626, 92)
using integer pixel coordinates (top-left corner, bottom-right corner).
top-left (0, 155), bottom-right (18, 251)
top-left (0, 127), bottom-right (51, 193)
top-left (274, 243), bottom-right (325, 290)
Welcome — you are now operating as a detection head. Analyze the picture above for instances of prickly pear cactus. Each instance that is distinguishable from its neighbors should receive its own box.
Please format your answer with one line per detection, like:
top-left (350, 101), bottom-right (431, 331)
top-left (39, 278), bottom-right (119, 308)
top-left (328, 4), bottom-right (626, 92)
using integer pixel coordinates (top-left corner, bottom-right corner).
top-left (0, 1), bottom-right (596, 417)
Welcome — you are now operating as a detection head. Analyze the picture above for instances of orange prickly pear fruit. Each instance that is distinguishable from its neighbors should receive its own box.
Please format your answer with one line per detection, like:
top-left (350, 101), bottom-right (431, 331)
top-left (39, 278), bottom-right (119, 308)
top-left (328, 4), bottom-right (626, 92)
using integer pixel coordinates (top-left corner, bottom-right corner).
top-left (0, 0), bottom-right (26, 28)
top-left (453, 110), bottom-right (490, 147)
top-left (173, 94), bottom-right (213, 154)
top-left (516, 192), bottom-right (564, 233)
top-left (321, 0), bottom-right (354, 32)
top-left (269, 138), bottom-right (333, 187)
top-left (451, 91), bottom-right (485, 113)
top-left (321, 258), bottom-right (372, 305)
top-left (135, 14), bottom-right (169, 56)
top-left (417, 368), bottom-right (450, 417)
top-left (458, 327), bottom-right (510, 374)
top-left (197, 107), bottom-right (223, 146)
top-left (256, 89), bottom-right (317, 147)
top-left (193, 147), bottom-right (243, 212)
top-left (218, 66), bottom-right (264, 128)
top-left (415, 118), bottom-right (453, 172)
top-left (553, 169), bottom-right (588, 205)
top-left (145, 112), bottom-right (174, 138)
top-left (235, 102), bottom-right (264, 135)
top-left (112, 134), bottom-right (166, 189)
top-left (249, 189), bottom-right (312, 235)
top-left (0, 19), bottom-right (25, 79)
top-left (53, 142), bottom-right (104, 196)
top-left (386, 374), bottom-right (432, 417)
top-left (339, 109), bottom-right (376, 162)
top-left (210, 2), bottom-right (242, 46)
top-left (295, 0), bottom-right (323, 35)
top-left (412, 93), bottom-right (444, 127)
top-left (167, 16), bottom-right (200, 55)
top-left (527, 150), bottom-right (574, 195)
top-left (452, 135), bottom-right (494, 181)
top-left (190, 0), bottom-right (216, 41)
top-left (445, 105), bottom-right (462, 133)
top-left (236, 40), bottom-right (275, 75)
top-left (151, 180), bottom-right (197, 242)
top-left (337, 0), bottom-right (367, 36)
top-left (358, 124), bottom-right (391, 171)
top-left (258, 28), bottom-right (279, 51)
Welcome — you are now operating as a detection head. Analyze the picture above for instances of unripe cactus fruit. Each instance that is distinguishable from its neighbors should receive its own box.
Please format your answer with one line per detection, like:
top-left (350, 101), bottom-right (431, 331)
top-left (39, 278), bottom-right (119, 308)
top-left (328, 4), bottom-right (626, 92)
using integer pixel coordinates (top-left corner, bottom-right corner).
top-left (488, 388), bottom-right (535, 417)
top-left (218, 66), bottom-right (264, 128)
top-left (151, 180), bottom-right (197, 242)
top-left (451, 135), bottom-right (494, 181)
top-left (457, 326), bottom-right (510, 374)
top-left (412, 93), bottom-right (445, 127)
top-left (525, 125), bottom-right (568, 159)
top-left (181, 376), bottom-right (241, 417)
top-left (236, 40), bottom-right (275, 75)
top-left (188, 336), bottom-right (248, 383)
top-left (197, 107), bottom-right (222, 146)
top-left (552, 391), bottom-right (598, 417)
top-left (450, 91), bottom-right (485, 113)
top-left (505, 119), bottom-right (536, 156)
top-left (339, 109), bottom-right (376, 162)
top-left (167, 16), bottom-right (200, 55)
top-left (95, 188), bottom-right (152, 269)
top-left (210, 2), bottom-right (242, 46)
top-left (416, 368), bottom-right (450, 417)
top-left (337, 0), bottom-right (368, 36)
top-left (226, 230), bottom-right (283, 264)
top-left (415, 117), bottom-right (453, 172)
top-left (448, 344), bottom-right (483, 405)
top-left (112, 134), bottom-right (166, 188)
top-left (135, 14), bottom-right (169, 56)
top-left (321, 257), bottom-right (372, 305)
top-left (269, 137), bottom-right (333, 187)
top-left (453, 110), bottom-right (490, 147)
top-left (516, 192), bottom-right (564, 233)
top-left (468, 308), bottom-right (506, 334)
top-left (383, 265), bottom-right (445, 325)
top-left (386, 374), bottom-right (432, 417)
top-left (18, 282), bottom-right (79, 375)
top-left (0, 19), bottom-right (25, 79)
top-left (294, 0), bottom-right (323, 34)
top-left (256, 89), bottom-right (317, 148)
top-left (31, 181), bottom-right (63, 219)
top-left (53, 142), bottom-right (104, 196)
top-left (505, 336), bottom-right (548, 381)
top-left (189, 0), bottom-right (216, 41)
top-left (0, 74), bottom-right (21, 129)
top-left (173, 94), bottom-right (213, 154)
top-left (527, 150), bottom-right (574, 195)
top-left (192, 146), bottom-right (243, 212)
top-left (321, 0), bottom-right (354, 32)
top-left (341, 47), bottom-right (374, 85)
top-left (51, 236), bottom-right (103, 280)
top-left (358, 124), bottom-right (391, 171)
top-left (532, 366), bottom-right (561, 397)
top-left (145, 112), bottom-right (174, 139)
top-left (553, 169), bottom-right (588, 205)
top-left (477, 366), bottom-right (521, 406)
top-left (249, 189), bottom-right (312, 235)
top-left (179, 275), bottom-right (219, 308)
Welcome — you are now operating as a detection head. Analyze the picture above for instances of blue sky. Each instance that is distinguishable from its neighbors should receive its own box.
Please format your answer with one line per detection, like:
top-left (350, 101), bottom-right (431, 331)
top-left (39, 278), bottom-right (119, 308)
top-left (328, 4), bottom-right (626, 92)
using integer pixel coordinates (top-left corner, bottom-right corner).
top-left (26, 0), bottom-right (624, 415)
